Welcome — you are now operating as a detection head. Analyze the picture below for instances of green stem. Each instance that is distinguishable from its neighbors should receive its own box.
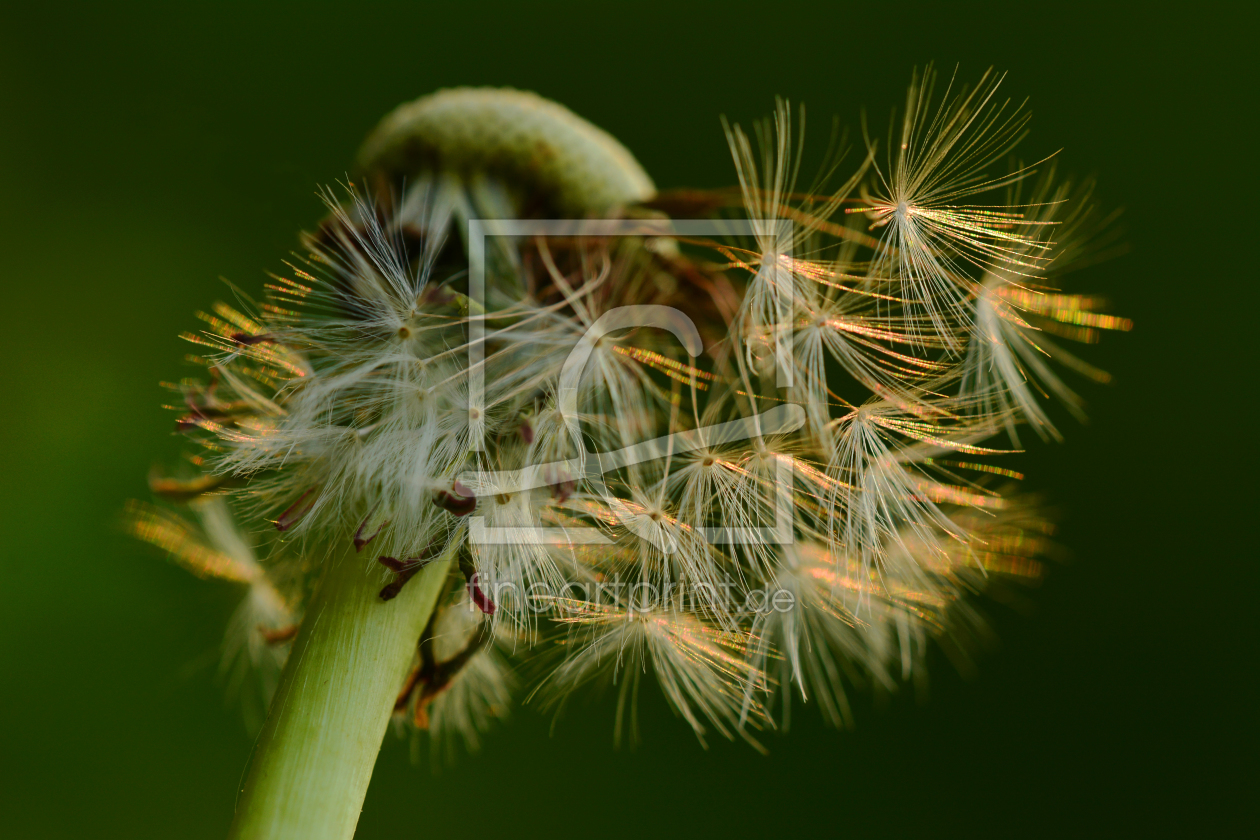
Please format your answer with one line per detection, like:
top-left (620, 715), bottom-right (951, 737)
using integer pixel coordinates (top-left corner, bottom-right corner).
top-left (228, 546), bottom-right (451, 840)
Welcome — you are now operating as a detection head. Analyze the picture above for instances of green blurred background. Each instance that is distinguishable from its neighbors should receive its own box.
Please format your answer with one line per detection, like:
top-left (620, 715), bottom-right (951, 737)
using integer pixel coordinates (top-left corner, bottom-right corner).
top-left (0, 2), bottom-right (1253, 837)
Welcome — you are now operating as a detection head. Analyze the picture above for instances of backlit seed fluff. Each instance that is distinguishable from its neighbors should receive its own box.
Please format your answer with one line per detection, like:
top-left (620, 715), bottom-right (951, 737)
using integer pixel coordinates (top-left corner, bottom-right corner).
top-left (131, 71), bottom-right (1129, 754)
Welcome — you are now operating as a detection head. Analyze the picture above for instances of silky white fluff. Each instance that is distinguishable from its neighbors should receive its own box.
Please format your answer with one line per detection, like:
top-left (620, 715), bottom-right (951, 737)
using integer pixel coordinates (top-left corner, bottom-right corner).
top-left (134, 74), bottom-right (1127, 752)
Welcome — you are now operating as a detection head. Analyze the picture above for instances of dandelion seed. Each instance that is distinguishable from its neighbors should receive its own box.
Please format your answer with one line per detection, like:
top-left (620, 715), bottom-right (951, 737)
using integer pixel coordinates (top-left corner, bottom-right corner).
top-left (961, 173), bottom-right (1132, 442)
top-left (856, 65), bottom-right (1056, 348)
top-left (724, 100), bottom-right (866, 373)
top-left (537, 599), bottom-right (764, 748)
top-left (126, 498), bottom-right (294, 727)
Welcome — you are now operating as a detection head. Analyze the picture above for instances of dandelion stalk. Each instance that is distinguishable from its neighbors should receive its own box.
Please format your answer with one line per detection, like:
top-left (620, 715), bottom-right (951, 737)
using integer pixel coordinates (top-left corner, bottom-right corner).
top-left (227, 547), bottom-right (452, 840)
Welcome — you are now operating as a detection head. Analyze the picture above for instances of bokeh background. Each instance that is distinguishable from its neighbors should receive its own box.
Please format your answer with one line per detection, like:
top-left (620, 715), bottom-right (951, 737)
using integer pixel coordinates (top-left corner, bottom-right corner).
top-left (0, 2), bottom-right (1253, 837)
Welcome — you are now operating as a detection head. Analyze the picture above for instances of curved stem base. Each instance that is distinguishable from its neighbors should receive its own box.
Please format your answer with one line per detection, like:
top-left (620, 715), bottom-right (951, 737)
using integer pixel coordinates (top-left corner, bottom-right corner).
top-left (228, 547), bottom-right (451, 840)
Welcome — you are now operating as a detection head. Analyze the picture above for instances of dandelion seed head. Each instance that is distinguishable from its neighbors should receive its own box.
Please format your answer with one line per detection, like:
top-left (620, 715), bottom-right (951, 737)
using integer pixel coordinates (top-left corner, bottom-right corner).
top-left (132, 77), bottom-right (1127, 753)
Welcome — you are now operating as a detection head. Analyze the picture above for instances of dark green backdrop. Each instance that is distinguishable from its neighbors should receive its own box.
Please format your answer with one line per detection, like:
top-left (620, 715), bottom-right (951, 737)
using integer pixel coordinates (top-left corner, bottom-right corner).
top-left (0, 2), bottom-right (1253, 837)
